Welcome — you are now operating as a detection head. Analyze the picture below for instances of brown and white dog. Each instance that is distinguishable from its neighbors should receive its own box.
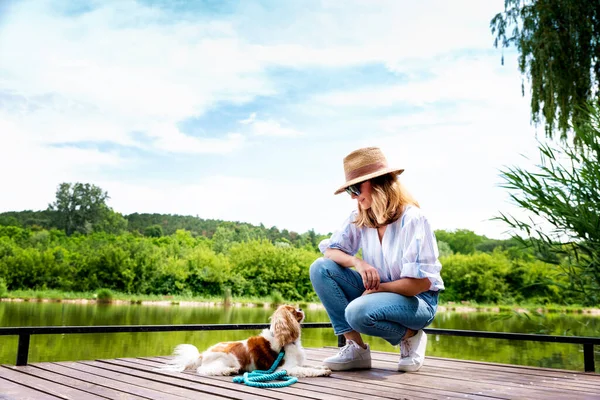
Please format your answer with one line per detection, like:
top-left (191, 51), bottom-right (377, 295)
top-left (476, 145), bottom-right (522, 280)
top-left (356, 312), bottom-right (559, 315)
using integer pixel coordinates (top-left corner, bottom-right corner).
top-left (158, 305), bottom-right (331, 378)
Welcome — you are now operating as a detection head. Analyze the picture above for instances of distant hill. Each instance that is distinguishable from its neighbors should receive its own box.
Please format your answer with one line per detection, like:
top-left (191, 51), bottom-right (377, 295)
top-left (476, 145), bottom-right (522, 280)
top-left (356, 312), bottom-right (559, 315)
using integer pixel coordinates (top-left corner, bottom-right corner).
top-left (0, 210), bottom-right (529, 256)
top-left (0, 210), bottom-right (328, 249)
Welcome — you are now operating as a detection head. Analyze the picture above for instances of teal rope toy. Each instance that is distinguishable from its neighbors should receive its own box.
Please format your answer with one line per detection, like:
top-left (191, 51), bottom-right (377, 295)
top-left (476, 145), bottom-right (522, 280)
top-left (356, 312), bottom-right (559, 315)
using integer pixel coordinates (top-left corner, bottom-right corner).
top-left (232, 351), bottom-right (298, 388)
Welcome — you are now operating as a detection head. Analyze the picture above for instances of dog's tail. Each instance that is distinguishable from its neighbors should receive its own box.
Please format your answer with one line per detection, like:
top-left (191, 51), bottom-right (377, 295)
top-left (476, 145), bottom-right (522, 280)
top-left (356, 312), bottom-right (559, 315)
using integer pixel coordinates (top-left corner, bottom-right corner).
top-left (156, 344), bottom-right (203, 372)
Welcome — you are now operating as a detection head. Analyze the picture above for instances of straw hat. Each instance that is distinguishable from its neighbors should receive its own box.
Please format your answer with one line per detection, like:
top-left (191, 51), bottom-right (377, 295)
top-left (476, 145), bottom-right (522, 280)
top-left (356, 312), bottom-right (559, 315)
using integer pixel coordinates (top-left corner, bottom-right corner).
top-left (334, 147), bottom-right (404, 195)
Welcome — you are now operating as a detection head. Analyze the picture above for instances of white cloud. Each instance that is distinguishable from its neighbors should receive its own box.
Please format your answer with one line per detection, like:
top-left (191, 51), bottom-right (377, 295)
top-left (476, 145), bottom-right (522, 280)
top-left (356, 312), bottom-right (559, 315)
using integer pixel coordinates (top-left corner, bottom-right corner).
top-left (0, 0), bottom-right (553, 240)
top-left (314, 55), bottom-right (519, 109)
top-left (243, 0), bottom-right (502, 67)
top-left (239, 113), bottom-right (302, 137)
top-left (0, 116), bottom-right (129, 212)
top-left (145, 124), bottom-right (245, 154)
top-left (239, 113), bottom-right (257, 125)
top-left (0, 0), bottom-right (273, 154)
top-left (251, 120), bottom-right (301, 137)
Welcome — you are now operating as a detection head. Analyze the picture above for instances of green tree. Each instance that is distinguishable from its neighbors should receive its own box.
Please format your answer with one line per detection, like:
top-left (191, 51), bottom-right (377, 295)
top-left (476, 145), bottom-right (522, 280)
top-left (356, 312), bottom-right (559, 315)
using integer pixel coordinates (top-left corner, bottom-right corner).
top-left (48, 183), bottom-right (110, 235)
top-left (441, 252), bottom-right (511, 304)
top-left (434, 229), bottom-right (484, 254)
top-left (491, 0), bottom-right (600, 140)
top-left (497, 104), bottom-right (600, 305)
top-left (212, 225), bottom-right (236, 254)
top-left (144, 224), bottom-right (164, 238)
top-left (94, 210), bottom-right (128, 235)
top-left (437, 240), bottom-right (453, 258)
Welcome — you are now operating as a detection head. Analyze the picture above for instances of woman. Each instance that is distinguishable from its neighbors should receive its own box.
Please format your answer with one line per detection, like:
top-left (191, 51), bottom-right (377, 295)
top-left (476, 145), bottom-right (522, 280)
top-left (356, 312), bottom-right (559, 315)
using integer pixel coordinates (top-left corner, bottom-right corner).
top-left (310, 146), bottom-right (444, 372)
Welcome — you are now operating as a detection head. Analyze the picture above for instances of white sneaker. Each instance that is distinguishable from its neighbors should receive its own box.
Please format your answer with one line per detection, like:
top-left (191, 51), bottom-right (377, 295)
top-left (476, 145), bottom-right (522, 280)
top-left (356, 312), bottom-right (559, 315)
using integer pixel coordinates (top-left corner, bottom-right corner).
top-left (323, 340), bottom-right (371, 371)
top-left (397, 330), bottom-right (427, 372)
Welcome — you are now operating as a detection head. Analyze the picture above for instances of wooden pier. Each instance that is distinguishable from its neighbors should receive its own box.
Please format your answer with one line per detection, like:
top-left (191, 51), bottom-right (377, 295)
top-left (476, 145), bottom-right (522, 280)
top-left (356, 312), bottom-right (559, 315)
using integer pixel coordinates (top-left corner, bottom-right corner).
top-left (1, 347), bottom-right (599, 399)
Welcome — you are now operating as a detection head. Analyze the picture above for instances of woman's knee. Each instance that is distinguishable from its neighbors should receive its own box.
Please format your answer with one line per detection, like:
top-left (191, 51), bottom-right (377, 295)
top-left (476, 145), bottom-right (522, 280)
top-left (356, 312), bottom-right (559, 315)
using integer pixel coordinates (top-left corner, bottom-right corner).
top-left (309, 257), bottom-right (340, 282)
top-left (344, 298), bottom-right (372, 331)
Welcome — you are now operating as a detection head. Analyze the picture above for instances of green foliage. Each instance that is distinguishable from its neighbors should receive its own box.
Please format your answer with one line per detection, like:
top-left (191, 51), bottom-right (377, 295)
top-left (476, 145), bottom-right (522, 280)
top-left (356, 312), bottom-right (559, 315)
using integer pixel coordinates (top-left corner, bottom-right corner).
top-left (0, 210), bottom-right (55, 229)
top-left (229, 240), bottom-right (316, 301)
top-left (0, 182), bottom-right (325, 251)
top-left (94, 210), bottom-right (128, 235)
top-left (497, 104), bottom-right (600, 305)
top-left (441, 252), bottom-right (511, 303)
top-left (212, 225), bottom-right (236, 254)
top-left (436, 241), bottom-right (453, 258)
top-left (48, 183), bottom-right (114, 235)
top-left (2, 210), bottom-right (325, 251)
top-left (0, 224), bottom-right (322, 301)
top-left (222, 286), bottom-right (232, 306)
top-left (441, 251), bottom-right (566, 304)
top-left (96, 288), bottom-right (114, 303)
top-left (0, 224), bottom-right (587, 305)
top-left (0, 278), bottom-right (7, 298)
top-left (270, 290), bottom-right (284, 306)
top-left (491, 0), bottom-right (600, 140)
top-left (434, 229), bottom-right (484, 254)
top-left (144, 224), bottom-right (163, 238)
top-left (0, 180), bottom-right (591, 305)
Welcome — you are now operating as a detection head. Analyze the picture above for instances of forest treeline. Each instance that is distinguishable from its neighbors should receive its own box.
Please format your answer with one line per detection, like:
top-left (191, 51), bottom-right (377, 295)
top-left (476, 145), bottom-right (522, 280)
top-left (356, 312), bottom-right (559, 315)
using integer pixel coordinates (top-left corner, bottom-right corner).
top-left (0, 209), bottom-right (578, 305)
top-left (0, 209), bottom-right (324, 249)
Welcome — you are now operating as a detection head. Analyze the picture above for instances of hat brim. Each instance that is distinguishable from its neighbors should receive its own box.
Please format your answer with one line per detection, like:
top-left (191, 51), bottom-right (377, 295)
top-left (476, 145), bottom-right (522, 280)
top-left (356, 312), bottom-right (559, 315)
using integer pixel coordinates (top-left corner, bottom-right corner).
top-left (334, 168), bottom-right (404, 195)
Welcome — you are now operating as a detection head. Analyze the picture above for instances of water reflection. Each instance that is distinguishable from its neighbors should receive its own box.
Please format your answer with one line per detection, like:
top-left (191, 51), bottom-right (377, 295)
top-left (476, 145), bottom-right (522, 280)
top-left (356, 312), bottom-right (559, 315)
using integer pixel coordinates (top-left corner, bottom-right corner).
top-left (0, 301), bottom-right (598, 372)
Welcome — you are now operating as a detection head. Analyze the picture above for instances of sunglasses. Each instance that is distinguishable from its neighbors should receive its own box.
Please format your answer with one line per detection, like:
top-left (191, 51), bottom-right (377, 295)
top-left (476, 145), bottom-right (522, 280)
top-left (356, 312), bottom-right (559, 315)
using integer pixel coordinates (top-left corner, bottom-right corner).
top-left (345, 183), bottom-right (361, 196)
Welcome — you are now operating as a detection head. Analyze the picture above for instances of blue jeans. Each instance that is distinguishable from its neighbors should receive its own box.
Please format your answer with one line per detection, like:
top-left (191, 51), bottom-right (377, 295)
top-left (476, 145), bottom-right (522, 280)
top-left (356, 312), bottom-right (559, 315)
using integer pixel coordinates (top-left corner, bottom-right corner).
top-left (309, 257), bottom-right (439, 346)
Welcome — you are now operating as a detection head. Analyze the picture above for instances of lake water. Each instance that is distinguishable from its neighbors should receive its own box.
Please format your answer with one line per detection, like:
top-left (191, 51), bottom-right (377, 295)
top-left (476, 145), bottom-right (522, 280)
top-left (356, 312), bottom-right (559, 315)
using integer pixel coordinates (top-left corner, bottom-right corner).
top-left (0, 301), bottom-right (598, 372)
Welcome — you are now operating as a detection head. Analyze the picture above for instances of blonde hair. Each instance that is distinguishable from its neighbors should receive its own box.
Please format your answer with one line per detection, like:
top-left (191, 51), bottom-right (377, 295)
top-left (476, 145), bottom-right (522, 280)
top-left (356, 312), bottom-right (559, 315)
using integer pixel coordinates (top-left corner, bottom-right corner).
top-left (353, 174), bottom-right (419, 229)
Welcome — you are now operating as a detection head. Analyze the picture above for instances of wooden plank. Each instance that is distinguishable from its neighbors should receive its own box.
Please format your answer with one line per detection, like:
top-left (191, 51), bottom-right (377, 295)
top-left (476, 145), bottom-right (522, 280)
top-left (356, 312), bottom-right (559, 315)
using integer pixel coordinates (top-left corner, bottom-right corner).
top-left (0, 365), bottom-right (99, 400)
top-left (304, 350), bottom-right (597, 400)
top-left (327, 368), bottom-right (538, 400)
top-left (390, 353), bottom-right (598, 379)
top-left (31, 362), bottom-right (153, 400)
top-left (129, 356), bottom-right (313, 400)
top-left (316, 347), bottom-right (572, 375)
top-left (365, 347), bottom-right (600, 380)
top-left (340, 348), bottom-right (600, 389)
top-left (108, 357), bottom-right (386, 400)
top-left (118, 357), bottom-right (356, 400)
top-left (336, 350), bottom-right (600, 393)
top-left (407, 364), bottom-right (598, 393)
top-left (375, 364), bottom-right (595, 400)
top-left (55, 361), bottom-right (225, 400)
top-left (309, 347), bottom-right (600, 387)
top-left (142, 356), bottom-right (492, 400)
top-left (2, 348), bottom-right (598, 400)
top-left (0, 376), bottom-right (62, 400)
top-left (93, 358), bottom-right (288, 400)
top-left (424, 356), bottom-right (600, 382)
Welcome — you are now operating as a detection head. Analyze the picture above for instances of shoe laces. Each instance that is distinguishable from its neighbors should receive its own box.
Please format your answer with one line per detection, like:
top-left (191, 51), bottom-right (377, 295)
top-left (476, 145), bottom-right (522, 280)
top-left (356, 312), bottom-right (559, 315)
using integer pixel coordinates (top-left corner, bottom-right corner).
top-left (337, 340), bottom-right (357, 357)
top-left (400, 338), bottom-right (412, 358)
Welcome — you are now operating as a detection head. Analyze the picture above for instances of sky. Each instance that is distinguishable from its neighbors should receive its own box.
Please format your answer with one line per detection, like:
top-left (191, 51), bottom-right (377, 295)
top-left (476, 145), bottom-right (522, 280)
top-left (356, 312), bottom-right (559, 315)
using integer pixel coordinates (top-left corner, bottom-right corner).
top-left (0, 0), bottom-right (545, 239)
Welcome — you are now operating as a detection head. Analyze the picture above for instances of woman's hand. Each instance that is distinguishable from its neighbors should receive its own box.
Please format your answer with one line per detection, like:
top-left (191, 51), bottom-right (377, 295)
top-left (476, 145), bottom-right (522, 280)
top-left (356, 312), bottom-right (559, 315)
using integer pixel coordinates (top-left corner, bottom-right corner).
top-left (354, 259), bottom-right (380, 290)
top-left (361, 288), bottom-right (380, 296)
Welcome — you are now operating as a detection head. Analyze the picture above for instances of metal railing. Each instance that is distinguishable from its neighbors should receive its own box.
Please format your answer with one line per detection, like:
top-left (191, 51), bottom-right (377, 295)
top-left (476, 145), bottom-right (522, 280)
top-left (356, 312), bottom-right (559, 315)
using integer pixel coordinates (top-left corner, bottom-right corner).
top-left (0, 324), bottom-right (598, 372)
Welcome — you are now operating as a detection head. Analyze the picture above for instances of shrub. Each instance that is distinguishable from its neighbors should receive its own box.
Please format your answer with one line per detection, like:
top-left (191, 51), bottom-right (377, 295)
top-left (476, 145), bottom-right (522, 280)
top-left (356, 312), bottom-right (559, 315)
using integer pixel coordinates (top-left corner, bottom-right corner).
top-left (270, 290), bottom-right (284, 306)
top-left (222, 286), bottom-right (232, 307)
top-left (0, 278), bottom-right (7, 298)
top-left (96, 288), bottom-right (114, 303)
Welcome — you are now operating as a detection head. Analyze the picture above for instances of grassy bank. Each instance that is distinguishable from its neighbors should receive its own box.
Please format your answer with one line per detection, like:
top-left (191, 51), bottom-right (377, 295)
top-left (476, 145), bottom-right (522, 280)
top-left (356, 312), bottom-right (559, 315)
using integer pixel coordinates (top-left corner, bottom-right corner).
top-left (1, 289), bottom-right (599, 315)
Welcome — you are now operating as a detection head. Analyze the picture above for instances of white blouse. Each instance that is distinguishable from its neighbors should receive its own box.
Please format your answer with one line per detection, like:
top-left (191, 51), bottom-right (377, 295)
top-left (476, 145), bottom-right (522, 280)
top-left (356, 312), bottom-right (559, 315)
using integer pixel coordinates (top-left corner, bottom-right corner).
top-left (319, 206), bottom-right (444, 291)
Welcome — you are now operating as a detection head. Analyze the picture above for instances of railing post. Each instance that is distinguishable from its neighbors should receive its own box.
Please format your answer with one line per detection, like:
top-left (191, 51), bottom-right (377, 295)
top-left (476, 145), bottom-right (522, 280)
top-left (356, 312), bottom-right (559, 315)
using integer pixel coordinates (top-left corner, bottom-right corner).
top-left (583, 343), bottom-right (595, 373)
top-left (16, 333), bottom-right (30, 366)
top-left (338, 335), bottom-right (346, 347)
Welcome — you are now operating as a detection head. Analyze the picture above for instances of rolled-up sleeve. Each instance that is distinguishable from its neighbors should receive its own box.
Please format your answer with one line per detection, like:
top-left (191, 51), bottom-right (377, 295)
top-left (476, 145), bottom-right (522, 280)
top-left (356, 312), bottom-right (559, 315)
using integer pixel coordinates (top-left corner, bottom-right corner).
top-left (399, 213), bottom-right (444, 290)
top-left (319, 211), bottom-right (361, 256)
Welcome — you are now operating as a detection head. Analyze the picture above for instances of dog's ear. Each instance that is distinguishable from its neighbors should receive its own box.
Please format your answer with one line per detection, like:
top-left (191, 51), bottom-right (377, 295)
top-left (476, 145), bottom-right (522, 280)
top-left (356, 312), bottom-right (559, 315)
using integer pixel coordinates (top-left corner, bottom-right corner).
top-left (272, 307), bottom-right (300, 346)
